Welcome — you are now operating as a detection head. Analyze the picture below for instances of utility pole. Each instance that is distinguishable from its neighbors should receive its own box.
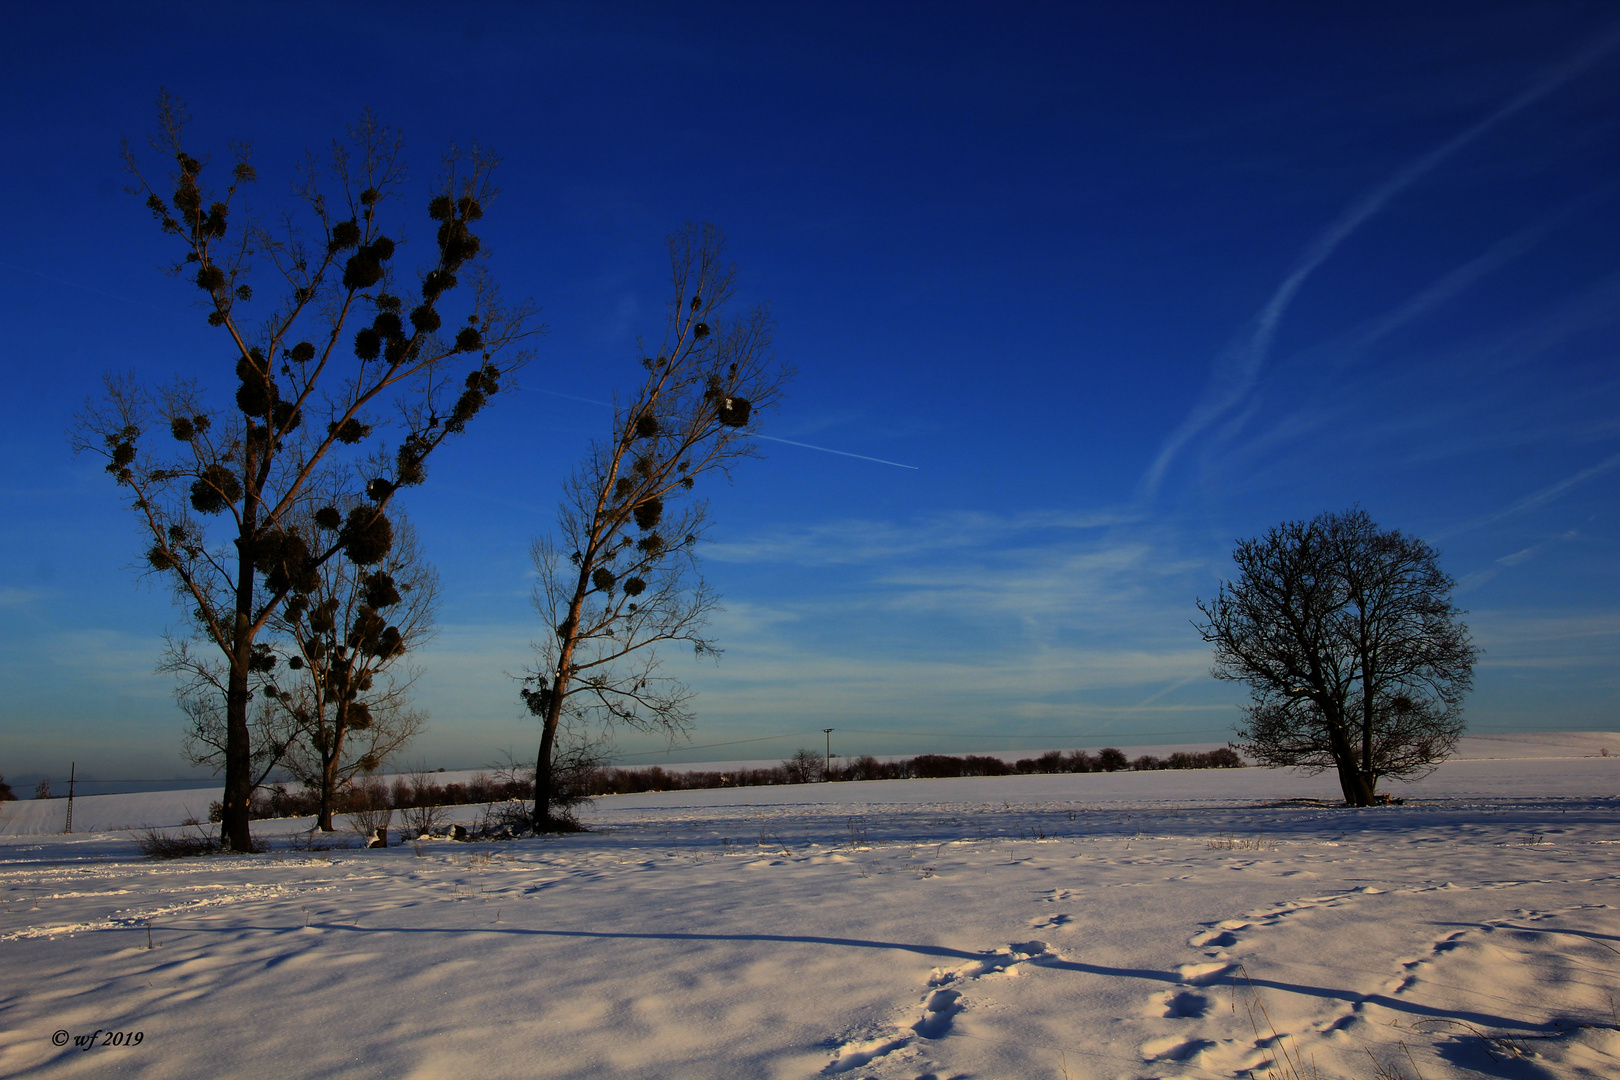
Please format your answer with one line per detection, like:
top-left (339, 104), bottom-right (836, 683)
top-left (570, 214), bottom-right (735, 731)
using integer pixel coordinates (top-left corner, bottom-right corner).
top-left (64, 762), bottom-right (75, 834)
top-left (821, 729), bottom-right (834, 782)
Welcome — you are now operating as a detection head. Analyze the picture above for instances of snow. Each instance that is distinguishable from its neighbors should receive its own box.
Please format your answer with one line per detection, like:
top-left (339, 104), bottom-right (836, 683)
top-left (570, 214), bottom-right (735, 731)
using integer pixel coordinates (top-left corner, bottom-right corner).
top-left (8, 730), bottom-right (1611, 838)
top-left (2, 733), bottom-right (1618, 1078)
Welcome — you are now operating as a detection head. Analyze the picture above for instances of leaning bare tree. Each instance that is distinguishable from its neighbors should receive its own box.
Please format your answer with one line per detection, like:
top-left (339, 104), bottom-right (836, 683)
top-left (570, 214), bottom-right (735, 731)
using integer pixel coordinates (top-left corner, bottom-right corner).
top-left (72, 92), bottom-right (537, 850)
top-left (1194, 508), bottom-right (1477, 806)
top-left (273, 506), bottom-right (438, 831)
top-left (523, 224), bottom-right (789, 830)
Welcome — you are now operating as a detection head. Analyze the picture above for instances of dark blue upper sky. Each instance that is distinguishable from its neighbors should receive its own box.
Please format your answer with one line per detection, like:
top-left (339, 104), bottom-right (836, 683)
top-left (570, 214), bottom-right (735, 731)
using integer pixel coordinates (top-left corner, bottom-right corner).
top-left (4, 2), bottom-right (1619, 783)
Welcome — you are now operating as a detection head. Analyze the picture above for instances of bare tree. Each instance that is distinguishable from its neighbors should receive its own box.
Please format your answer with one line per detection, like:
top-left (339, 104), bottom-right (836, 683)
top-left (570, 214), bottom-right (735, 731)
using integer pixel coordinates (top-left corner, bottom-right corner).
top-left (273, 510), bottom-right (438, 830)
top-left (782, 749), bottom-right (822, 785)
top-left (1194, 508), bottom-right (1477, 805)
top-left (72, 92), bottom-right (537, 850)
top-left (523, 224), bottom-right (789, 830)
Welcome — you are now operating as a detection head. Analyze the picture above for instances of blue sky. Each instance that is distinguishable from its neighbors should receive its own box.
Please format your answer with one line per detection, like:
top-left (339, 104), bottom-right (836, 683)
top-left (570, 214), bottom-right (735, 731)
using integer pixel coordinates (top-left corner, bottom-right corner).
top-left (3, 2), bottom-right (1619, 786)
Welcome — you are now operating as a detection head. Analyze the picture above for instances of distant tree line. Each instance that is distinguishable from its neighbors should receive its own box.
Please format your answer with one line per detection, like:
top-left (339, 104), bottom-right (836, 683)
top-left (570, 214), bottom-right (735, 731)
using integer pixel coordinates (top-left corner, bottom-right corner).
top-left (230, 745), bottom-right (1244, 820)
top-left (224, 770), bottom-right (532, 822)
top-left (563, 746), bottom-right (1243, 795)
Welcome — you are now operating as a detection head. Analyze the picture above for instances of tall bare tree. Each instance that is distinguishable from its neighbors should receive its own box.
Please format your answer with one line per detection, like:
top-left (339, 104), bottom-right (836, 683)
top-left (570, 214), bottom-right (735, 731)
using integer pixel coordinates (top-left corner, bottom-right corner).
top-left (524, 224), bottom-right (789, 830)
top-left (274, 508), bottom-right (438, 831)
top-left (73, 92), bottom-right (537, 849)
top-left (1195, 508), bottom-right (1477, 805)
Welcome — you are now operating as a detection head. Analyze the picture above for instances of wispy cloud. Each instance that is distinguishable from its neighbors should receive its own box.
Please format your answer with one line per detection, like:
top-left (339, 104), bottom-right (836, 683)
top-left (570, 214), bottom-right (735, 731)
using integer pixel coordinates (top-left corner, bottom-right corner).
top-left (680, 510), bottom-right (1237, 743)
top-left (706, 509), bottom-right (1139, 566)
top-left (1206, 211), bottom-right (1578, 472)
top-left (0, 628), bottom-right (173, 710)
top-left (1140, 25), bottom-right (1620, 499)
top-left (1198, 270), bottom-right (1620, 501)
top-left (1447, 452), bottom-right (1620, 540)
top-left (690, 622), bottom-right (1222, 722)
top-left (1456, 530), bottom-right (1580, 593)
top-left (1469, 609), bottom-right (1620, 672)
top-left (1472, 611), bottom-right (1620, 644)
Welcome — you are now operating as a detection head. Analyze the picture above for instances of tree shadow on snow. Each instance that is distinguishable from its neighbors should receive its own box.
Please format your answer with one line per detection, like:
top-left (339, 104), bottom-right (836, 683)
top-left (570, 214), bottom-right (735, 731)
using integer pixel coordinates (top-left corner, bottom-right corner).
top-left (180, 921), bottom-right (1566, 1033)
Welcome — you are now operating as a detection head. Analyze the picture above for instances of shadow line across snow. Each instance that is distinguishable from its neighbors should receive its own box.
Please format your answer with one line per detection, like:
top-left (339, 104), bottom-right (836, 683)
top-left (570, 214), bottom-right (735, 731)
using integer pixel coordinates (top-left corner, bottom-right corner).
top-left (167, 922), bottom-right (1557, 1032)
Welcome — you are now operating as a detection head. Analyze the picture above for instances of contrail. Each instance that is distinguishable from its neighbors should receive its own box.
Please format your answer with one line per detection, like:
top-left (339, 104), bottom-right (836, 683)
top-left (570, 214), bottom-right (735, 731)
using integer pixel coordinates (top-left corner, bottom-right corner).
top-left (0, 259), bottom-right (152, 308)
top-left (1131, 674), bottom-right (1201, 710)
top-left (1140, 24), bottom-right (1620, 499)
top-left (755, 434), bottom-right (918, 470)
top-left (1347, 208), bottom-right (1569, 355)
top-left (531, 388), bottom-right (917, 469)
top-left (1444, 450), bottom-right (1620, 539)
top-left (1455, 528), bottom-right (1580, 594)
top-left (532, 387), bottom-right (612, 408)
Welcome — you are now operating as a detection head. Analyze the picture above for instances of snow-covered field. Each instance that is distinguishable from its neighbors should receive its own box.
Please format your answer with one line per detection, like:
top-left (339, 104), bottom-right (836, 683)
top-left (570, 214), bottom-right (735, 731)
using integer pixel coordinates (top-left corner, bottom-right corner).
top-left (3, 734), bottom-right (1619, 1079)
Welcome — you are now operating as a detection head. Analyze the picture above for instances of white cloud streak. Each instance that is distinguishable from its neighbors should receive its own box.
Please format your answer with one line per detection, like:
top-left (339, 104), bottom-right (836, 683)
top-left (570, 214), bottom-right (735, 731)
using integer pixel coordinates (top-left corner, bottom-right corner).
top-left (706, 509), bottom-right (1138, 566)
top-left (1469, 609), bottom-right (1620, 671)
top-left (1140, 26), bottom-right (1620, 498)
top-left (1447, 452), bottom-right (1620, 540)
top-left (1455, 530), bottom-right (1580, 594)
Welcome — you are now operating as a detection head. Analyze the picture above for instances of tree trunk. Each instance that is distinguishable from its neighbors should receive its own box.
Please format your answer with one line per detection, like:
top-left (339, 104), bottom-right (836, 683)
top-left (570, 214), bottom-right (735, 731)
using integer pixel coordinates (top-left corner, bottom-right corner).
top-left (222, 642), bottom-right (254, 850)
top-left (221, 526), bottom-right (258, 851)
top-left (532, 712), bottom-right (558, 831)
top-left (316, 750), bottom-right (335, 832)
top-left (1310, 694), bottom-right (1376, 806)
top-left (1360, 663), bottom-right (1377, 803)
top-left (532, 557), bottom-right (594, 832)
top-left (1333, 755), bottom-right (1373, 806)
top-left (221, 456), bottom-right (260, 853)
top-left (1324, 717), bottom-right (1376, 806)
top-left (317, 727), bottom-right (344, 831)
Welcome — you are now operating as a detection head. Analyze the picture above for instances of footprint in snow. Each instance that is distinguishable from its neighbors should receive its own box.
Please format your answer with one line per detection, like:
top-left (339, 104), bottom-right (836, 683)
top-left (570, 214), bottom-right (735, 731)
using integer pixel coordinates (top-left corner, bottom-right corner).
top-left (1161, 989), bottom-right (1213, 1019)
top-left (821, 941), bottom-right (1057, 1075)
top-left (1140, 1035), bottom-right (1219, 1064)
top-left (823, 1035), bottom-right (911, 1075)
top-left (913, 989), bottom-right (962, 1039)
top-left (1385, 929), bottom-right (1470, 994)
top-left (1139, 893), bottom-right (1389, 1076)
